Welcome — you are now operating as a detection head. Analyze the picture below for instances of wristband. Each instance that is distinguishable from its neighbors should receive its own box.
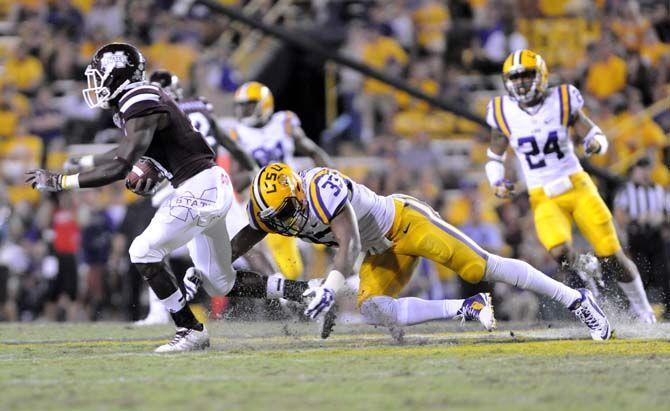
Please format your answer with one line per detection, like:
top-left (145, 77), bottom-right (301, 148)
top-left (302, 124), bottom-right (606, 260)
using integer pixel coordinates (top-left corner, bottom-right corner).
top-left (61, 174), bottom-right (80, 190)
top-left (323, 270), bottom-right (346, 292)
top-left (584, 126), bottom-right (608, 154)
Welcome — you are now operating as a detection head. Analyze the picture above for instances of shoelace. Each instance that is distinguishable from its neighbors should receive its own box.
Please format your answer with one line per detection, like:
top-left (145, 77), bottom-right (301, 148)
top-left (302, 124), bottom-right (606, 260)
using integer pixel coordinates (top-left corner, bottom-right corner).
top-left (576, 308), bottom-right (599, 329)
top-left (168, 329), bottom-right (190, 346)
top-left (456, 303), bottom-right (479, 325)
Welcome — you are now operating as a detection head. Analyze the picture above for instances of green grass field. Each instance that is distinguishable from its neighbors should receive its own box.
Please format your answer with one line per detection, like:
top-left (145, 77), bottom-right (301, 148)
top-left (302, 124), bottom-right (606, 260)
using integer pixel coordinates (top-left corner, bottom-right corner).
top-left (1, 320), bottom-right (669, 411)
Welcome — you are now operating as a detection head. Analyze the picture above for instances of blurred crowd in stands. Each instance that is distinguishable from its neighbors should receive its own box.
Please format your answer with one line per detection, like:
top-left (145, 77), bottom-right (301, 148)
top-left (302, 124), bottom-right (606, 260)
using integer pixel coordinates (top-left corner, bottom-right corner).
top-left (0, 0), bottom-right (668, 322)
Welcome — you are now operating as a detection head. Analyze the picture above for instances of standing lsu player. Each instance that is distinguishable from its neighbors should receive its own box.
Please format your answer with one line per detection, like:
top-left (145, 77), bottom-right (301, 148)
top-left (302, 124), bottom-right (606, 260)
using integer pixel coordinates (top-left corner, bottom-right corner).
top-left (228, 81), bottom-right (333, 282)
top-left (230, 163), bottom-right (612, 340)
top-left (484, 49), bottom-right (655, 323)
top-left (27, 43), bottom-right (319, 352)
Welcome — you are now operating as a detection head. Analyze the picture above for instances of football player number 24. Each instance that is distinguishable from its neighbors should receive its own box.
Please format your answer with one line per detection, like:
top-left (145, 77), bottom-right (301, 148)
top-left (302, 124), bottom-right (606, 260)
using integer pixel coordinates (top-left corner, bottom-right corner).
top-left (518, 131), bottom-right (564, 169)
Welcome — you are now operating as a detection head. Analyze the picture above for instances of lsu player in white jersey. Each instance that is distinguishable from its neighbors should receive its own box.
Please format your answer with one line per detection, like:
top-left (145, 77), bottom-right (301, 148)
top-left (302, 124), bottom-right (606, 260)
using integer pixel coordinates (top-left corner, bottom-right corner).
top-left (226, 81), bottom-right (333, 282)
top-left (229, 163), bottom-right (612, 340)
top-left (485, 49), bottom-right (655, 323)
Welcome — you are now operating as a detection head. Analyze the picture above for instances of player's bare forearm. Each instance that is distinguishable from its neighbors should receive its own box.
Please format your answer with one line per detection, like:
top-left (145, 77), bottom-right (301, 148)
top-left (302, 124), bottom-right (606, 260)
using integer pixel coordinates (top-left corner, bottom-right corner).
top-left (78, 114), bottom-right (163, 188)
top-left (572, 109), bottom-right (608, 156)
top-left (219, 130), bottom-right (258, 172)
top-left (329, 203), bottom-right (361, 277)
top-left (571, 109), bottom-right (597, 141)
top-left (92, 147), bottom-right (120, 165)
top-left (244, 242), bottom-right (279, 274)
top-left (294, 128), bottom-right (333, 168)
top-left (489, 128), bottom-right (509, 155)
top-left (231, 224), bottom-right (268, 262)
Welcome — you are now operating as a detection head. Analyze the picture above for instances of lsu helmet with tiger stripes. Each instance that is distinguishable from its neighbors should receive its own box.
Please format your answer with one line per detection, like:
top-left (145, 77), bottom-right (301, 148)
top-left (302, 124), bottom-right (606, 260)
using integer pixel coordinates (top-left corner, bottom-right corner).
top-left (502, 49), bottom-right (548, 105)
top-left (234, 81), bottom-right (274, 127)
top-left (249, 163), bottom-right (308, 235)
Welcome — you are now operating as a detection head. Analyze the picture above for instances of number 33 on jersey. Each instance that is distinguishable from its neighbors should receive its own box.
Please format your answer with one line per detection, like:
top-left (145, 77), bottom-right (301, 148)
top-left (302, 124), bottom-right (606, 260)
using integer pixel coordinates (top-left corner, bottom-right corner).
top-left (486, 84), bottom-right (585, 189)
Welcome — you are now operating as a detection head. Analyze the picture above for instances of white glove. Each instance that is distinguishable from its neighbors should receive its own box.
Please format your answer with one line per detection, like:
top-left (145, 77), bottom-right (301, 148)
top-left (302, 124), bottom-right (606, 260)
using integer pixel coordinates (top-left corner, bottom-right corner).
top-left (302, 286), bottom-right (335, 319)
top-left (183, 267), bottom-right (203, 302)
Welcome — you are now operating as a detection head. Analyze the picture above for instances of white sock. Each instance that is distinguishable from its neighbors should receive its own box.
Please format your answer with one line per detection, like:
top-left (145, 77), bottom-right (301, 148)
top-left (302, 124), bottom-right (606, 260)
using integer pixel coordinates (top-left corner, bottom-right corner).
top-left (360, 296), bottom-right (465, 326)
top-left (160, 288), bottom-right (186, 313)
top-left (618, 276), bottom-right (653, 313)
top-left (485, 254), bottom-right (581, 308)
top-left (397, 297), bottom-right (465, 325)
top-left (266, 273), bottom-right (285, 299)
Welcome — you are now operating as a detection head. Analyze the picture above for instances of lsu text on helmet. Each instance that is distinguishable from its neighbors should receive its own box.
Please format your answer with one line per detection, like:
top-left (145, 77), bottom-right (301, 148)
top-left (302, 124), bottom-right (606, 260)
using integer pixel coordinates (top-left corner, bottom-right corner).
top-left (250, 163), bottom-right (307, 235)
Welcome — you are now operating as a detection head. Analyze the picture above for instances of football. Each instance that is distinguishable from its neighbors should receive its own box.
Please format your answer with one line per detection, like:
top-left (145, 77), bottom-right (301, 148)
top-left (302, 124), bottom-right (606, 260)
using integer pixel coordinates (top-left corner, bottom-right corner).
top-left (125, 157), bottom-right (165, 194)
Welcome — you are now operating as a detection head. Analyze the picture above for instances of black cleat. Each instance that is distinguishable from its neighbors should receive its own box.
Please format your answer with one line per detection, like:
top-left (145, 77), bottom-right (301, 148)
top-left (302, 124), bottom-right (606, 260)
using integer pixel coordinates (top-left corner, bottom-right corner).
top-left (320, 304), bottom-right (338, 339)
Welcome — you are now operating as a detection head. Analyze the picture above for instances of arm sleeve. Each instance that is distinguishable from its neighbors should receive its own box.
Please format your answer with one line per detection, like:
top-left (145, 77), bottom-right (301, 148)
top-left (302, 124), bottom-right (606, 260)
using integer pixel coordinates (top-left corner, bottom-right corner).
top-left (308, 170), bottom-right (350, 224)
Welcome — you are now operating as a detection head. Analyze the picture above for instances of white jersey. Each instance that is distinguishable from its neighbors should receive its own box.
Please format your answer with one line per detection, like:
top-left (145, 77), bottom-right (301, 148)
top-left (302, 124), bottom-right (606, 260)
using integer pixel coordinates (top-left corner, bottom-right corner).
top-left (229, 111), bottom-right (299, 167)
top-left (486, 84), bottom-right (584, 189)
top-left (248, 167), bottom-right (395, 252)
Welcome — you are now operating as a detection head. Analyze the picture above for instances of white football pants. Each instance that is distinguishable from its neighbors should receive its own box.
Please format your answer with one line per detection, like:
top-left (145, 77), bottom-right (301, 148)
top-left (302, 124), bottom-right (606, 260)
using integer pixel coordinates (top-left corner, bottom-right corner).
top-left (129, 166), bottom-right (238, 296)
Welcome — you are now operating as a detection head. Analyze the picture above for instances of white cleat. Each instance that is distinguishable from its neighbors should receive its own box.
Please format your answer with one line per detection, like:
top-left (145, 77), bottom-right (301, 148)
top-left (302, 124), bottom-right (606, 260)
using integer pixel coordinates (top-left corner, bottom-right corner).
top-left (570, 288), bottom-right (612, 340)
top-left (184, 267), bottom-right (204, 302)
top-left (456, 293), bottom-right (496, 331)
top-left (154, 326), bottom-right (210, 353)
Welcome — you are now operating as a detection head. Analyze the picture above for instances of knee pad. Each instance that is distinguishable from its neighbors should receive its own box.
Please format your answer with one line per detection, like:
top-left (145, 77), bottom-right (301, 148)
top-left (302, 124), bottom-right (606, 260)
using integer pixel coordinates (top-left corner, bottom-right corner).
top-left (360, 296), bottom-right (398, 326)
top-left (460, 261), bottom-right (487, 284)
top-left (129, 236), bottom-right (164, 264)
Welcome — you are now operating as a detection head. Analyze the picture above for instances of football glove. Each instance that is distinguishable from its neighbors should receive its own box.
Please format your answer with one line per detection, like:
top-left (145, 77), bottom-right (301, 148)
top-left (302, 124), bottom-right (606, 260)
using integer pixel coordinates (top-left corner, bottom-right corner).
top-left (302, 285), bottom-right (335, 319)
top-left (25, 169), bottom-right (63, 192)
top-left (127, 177), bottom-right (160, 196)
top-left (493, 178), bottom-right (515, 199)
top-left (183, 267), bottom-right (203, 302)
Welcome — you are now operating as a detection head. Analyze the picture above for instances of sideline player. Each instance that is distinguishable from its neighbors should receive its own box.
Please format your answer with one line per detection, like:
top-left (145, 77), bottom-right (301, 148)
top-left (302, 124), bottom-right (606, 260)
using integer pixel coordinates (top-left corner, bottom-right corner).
top-left (27, 43), bottom-right (316, 352)
top-left (484, 49), bottom-right (654, 323)
top-left (227, 81), bottom-right (333, 281)
top-left (228, 163), bottom-right (612, 340)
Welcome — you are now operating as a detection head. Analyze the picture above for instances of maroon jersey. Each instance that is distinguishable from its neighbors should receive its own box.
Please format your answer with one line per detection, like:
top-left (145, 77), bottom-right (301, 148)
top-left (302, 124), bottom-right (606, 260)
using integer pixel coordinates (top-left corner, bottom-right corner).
top-left (116, 84), bottom-right (215, 187)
